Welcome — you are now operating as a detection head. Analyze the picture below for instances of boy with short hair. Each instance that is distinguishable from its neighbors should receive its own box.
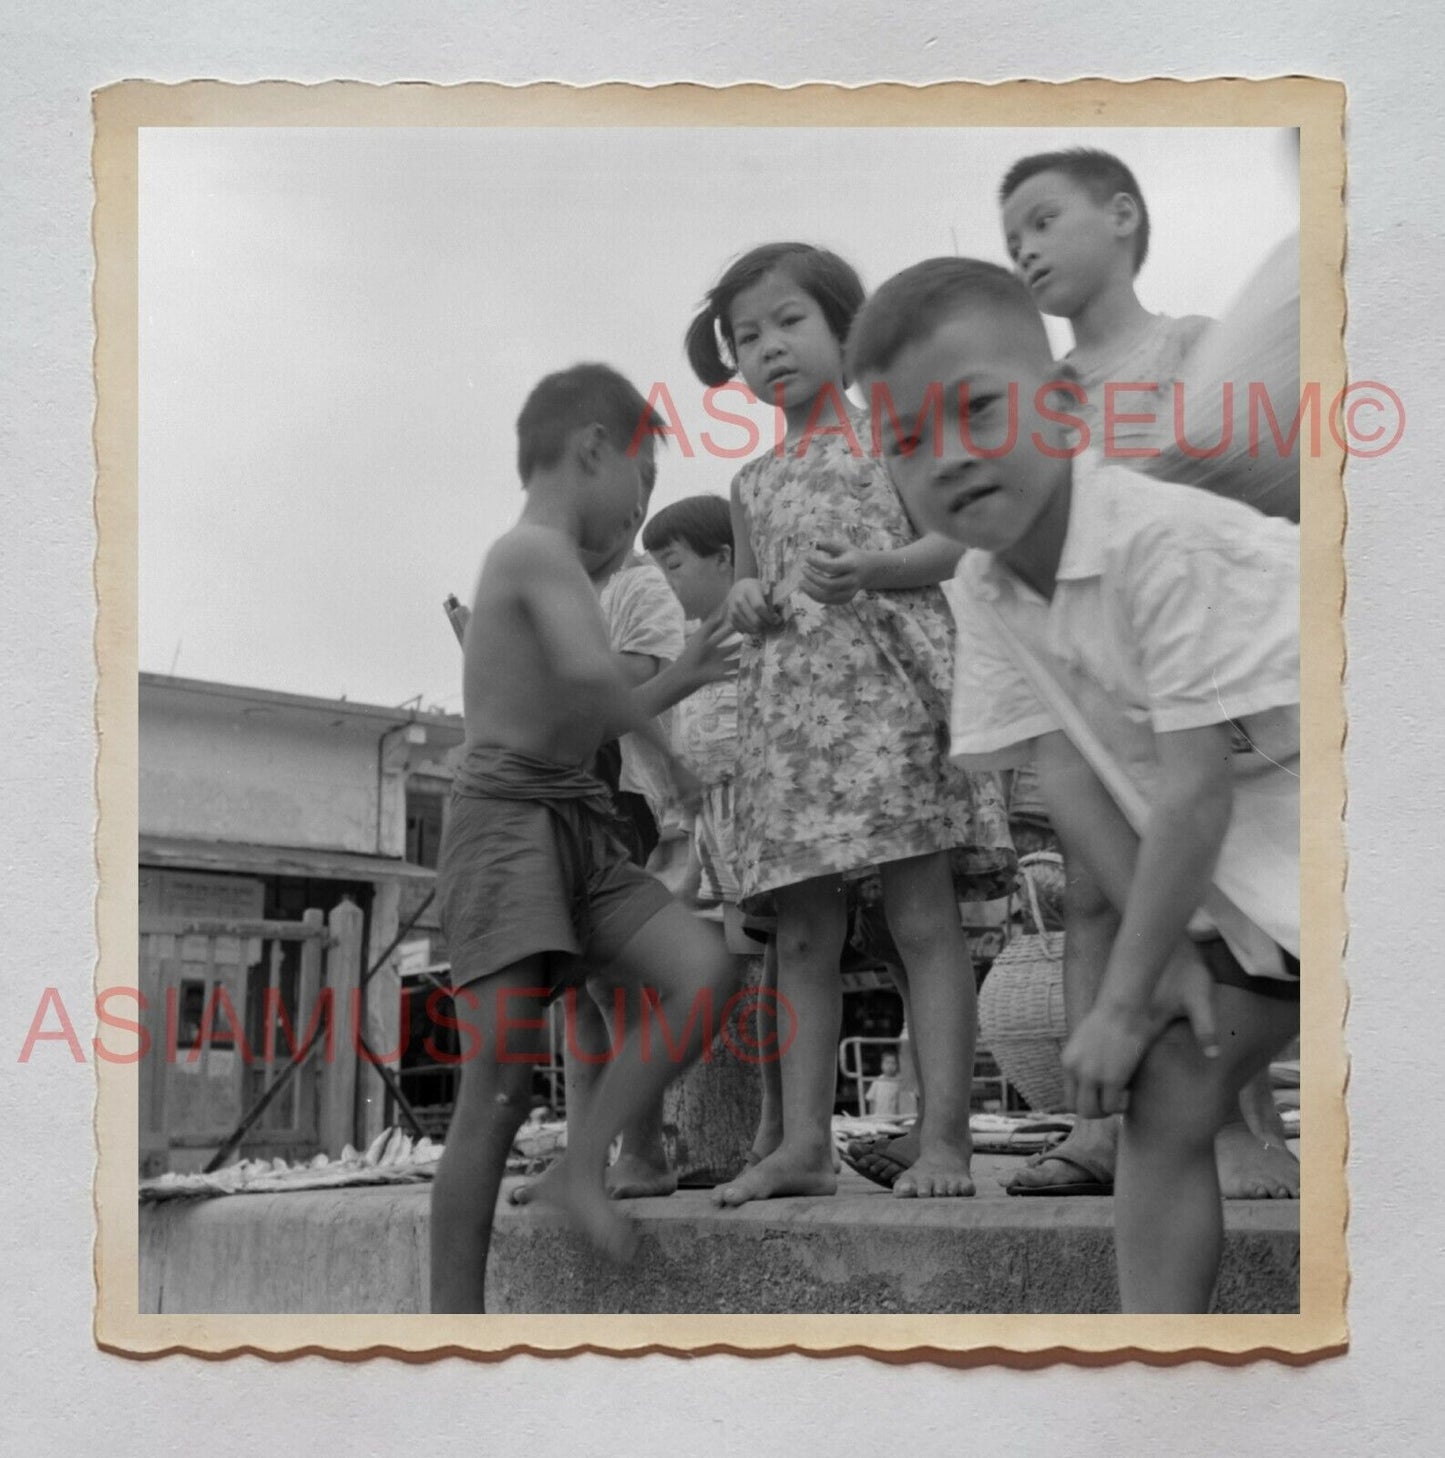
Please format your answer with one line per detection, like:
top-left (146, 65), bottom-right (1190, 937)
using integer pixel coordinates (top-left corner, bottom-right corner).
top-left (429, 363), bottom-right (735, 1313)
top-left (1000, 147), bottom-right (1210, 458)
top-left (1000, 149), bottom-right (1297, 1199)
top-left (850, 260), bottom-right (1301, 1312)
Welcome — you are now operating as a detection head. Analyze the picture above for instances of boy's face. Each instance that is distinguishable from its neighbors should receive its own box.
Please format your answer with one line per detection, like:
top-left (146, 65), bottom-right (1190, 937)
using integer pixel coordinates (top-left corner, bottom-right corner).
top-left (864, 305), bottom-right (1069, 555)
top-left (880, 1053), bottom-right (899, 1077)
top-left (580, 433), bottom-right (653, 563)
top-left (650, 539), bottom-right (732, 620)
top-left (1001, 170), bottom-right (1132, 318)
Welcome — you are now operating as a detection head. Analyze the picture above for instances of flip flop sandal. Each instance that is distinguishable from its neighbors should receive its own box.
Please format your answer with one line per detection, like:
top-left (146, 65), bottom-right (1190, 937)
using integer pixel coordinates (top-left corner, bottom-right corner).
top-left (675, 1167), bottom-right (730, 1190)
top-left (840, 1134), bottom-right (911, 1191)
top-left (1004, 1147), bottom-right (1115, 1197)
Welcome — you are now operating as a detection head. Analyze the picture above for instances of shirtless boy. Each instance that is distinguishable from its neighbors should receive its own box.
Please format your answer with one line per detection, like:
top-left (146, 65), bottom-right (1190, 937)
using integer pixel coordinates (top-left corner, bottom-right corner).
top-left (429, 363), bottom-right (735, 1313)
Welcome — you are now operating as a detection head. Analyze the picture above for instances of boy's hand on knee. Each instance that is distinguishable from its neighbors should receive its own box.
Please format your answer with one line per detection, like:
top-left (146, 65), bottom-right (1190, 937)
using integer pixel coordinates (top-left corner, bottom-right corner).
top-left (1063, 946), bottom-right (1222, 1117)
top-left (1061, 1006), bottom-right (1149, 1118)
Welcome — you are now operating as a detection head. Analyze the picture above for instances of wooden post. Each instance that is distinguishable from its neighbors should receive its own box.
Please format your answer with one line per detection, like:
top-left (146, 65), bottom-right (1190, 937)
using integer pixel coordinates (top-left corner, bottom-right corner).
top-left (296, 909), bottom-right (325, 1147)
top-left (355, 880), bottom-right (403, 1149)
top-left (319, 897), bottom-right (365, 1158)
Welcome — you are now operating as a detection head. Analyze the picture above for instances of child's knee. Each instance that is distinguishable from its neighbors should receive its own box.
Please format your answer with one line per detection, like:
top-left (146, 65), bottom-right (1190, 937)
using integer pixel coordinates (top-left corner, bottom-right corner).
top-left (882, 896), bottom-right (951, 960)
top-left (776, 920), bottom-right (840, 967)
top-left (1128, 1023), bottom-right (1233, 1142)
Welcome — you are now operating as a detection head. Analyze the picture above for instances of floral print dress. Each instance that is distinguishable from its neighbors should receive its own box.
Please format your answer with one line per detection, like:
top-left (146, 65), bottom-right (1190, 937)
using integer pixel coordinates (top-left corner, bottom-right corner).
top-left (732, 407), bottom-right (1013, 911)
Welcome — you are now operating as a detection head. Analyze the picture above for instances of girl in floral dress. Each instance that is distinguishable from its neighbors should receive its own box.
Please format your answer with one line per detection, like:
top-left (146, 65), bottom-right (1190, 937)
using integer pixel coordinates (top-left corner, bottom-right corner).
top-left (683, 242), bottom-right (1013, 1204)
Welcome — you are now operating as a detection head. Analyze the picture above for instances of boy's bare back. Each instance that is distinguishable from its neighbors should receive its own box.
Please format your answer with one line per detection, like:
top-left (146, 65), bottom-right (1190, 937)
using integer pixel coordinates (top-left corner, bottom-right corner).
top-left (461, 522), bottom-right (618, 769)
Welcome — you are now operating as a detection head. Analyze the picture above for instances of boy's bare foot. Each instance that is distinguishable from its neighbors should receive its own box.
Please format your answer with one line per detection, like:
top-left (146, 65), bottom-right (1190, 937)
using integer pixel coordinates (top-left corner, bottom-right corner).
top-left (605, 1151), bottom-right (678, 1200)
top-left (894, 1145), bottom-right (975, 1199)
top-left (1216, 1121), bottom-right (1299, 1199)
top-left (712, 1145), bottom-right (838, 1207)
top-left (508, 1159), bottom-right (641, 1264)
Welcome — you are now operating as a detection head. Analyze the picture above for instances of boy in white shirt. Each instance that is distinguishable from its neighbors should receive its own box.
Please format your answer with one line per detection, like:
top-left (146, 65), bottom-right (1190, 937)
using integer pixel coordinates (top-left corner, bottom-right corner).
top-left (850, 258), bottom-right (1301, 1312)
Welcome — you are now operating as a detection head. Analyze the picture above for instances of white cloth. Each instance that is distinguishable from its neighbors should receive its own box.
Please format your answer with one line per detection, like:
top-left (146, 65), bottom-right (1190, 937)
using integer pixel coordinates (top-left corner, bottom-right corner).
top-left (599, 558), bottom-right (687, 834)
top-left (944, 456), bottom-right (1300, 968)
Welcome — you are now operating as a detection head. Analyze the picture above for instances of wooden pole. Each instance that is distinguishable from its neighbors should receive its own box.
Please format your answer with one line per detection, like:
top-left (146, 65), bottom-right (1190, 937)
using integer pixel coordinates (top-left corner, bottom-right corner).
top-left (319, 897), bottom-right (365, 1157)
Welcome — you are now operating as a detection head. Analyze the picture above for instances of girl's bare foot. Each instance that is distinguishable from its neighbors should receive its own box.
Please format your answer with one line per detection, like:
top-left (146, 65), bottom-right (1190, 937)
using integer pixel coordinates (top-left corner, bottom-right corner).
top-left (605, 1151), bottom-right (678, 1200)
top-left (893, 1144), bottom-right (975, 1198)
top-left (712, 1143), bottom-right (838, 1207)
top-left (508, 1159), bottom-right (641, 1264)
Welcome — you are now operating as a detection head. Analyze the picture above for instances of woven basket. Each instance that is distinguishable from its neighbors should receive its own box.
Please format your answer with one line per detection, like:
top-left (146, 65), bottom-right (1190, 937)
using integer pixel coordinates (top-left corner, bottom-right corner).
top-left (978, 853), bottom-right (1068, 1112)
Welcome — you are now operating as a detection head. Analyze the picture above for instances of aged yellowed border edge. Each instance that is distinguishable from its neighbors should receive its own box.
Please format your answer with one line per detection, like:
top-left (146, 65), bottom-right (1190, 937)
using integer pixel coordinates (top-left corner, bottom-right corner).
top-left (93, 77), bottom-right (1348, 1362)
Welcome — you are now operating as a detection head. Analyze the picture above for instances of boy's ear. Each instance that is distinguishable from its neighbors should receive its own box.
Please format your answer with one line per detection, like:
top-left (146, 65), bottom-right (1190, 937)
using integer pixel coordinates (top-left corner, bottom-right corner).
top-left (1109, 191), bottom-right (1142, 240)
top-left (574, 421), bottom-right (611, 473)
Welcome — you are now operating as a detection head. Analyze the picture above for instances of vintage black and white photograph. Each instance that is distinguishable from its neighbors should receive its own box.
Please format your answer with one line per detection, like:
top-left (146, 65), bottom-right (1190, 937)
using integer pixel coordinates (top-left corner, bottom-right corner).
top-left (95, 80), bottom-right (1345, 1353)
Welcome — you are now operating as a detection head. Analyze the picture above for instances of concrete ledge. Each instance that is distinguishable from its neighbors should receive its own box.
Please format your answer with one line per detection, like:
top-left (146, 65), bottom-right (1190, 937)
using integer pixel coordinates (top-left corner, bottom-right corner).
top-left (139, 1160), bottom-right (1299, 1315)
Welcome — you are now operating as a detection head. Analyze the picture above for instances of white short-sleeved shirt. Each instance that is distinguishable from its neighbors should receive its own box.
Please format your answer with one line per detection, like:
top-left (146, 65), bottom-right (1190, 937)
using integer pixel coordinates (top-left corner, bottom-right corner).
top-left (599, 558), bottom-right (688, 833)
top-left (945, 456), bottom-right (1300, 963)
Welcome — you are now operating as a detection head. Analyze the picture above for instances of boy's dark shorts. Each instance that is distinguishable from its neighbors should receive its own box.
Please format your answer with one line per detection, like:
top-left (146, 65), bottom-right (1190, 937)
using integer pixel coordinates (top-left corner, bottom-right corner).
top-left (592, 738), bottom-right (659, 865)
top-left (1196, 935), bottom-right (1301, 1002)
top-left (437, 789), bottom-right (674, 1000)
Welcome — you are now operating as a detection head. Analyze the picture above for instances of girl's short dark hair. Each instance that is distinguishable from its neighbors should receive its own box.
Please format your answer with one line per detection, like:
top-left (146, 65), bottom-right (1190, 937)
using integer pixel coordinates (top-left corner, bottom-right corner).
top-left (641, 493), bottom-right (733, 560)
top-left (847, 257), bottom-right (1051, 380)
top-left (515, 362), bottom-right (663, 484)
top-left (684, 243), bottom-right (866, 388)
top-left (998, 147), bottom-right (1151, 274)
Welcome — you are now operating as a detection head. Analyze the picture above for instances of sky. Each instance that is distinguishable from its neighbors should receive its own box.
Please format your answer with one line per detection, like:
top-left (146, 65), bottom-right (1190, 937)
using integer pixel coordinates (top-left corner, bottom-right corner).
top-left (138, 126), bottom-right (1298, 713)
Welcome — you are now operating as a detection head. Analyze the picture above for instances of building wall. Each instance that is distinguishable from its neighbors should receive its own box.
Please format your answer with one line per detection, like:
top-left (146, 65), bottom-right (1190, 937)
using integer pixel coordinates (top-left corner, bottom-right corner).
top-left (140, 693), bottom-right (394, 854)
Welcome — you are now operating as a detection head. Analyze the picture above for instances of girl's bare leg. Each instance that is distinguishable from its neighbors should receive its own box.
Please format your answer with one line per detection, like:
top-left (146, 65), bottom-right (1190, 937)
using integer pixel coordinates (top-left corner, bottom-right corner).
top-left (748, 938), bottom-right (784, 1162)
top-left (878, 852), bottom-right (975, 1197)
top-left (714, 876), bottom-right (844, 1206)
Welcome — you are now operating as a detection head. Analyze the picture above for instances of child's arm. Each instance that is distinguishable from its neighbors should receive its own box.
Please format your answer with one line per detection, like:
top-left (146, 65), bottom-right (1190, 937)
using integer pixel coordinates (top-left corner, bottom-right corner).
top-left (507, 533), bottom-right (696, 790)
top-left (724, 473), bottom-right (781, 634)
top-left (615, 651), bottom-right (664, 687)
top-left (1037, 726), bottom-right (1229, 1117)
top-left (633, 608), bottom-right (737, 719)
top-left (801, 532), bottom-right (965, 604)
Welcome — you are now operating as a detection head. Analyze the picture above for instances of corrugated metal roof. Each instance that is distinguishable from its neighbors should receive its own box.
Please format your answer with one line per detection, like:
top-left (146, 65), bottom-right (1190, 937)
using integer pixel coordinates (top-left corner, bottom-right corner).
top-left (139, 835), bottom-right (437, 883)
